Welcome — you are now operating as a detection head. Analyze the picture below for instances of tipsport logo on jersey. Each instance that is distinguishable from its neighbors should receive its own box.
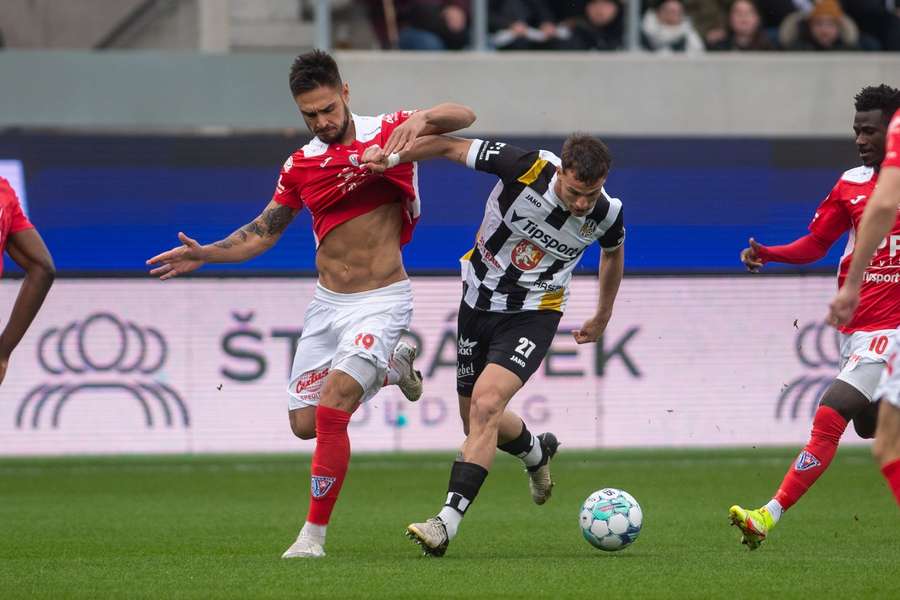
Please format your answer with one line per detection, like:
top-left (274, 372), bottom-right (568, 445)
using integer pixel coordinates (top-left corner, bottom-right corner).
top-left (14, 312), bottom-right (189, 430)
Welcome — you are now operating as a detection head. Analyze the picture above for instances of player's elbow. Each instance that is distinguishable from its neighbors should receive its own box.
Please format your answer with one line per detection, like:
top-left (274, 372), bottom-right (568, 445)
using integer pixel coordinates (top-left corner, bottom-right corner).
top-left (28, 256), bottom-right (56, 285)
top-left (458, 105), bottom-right (476, 129)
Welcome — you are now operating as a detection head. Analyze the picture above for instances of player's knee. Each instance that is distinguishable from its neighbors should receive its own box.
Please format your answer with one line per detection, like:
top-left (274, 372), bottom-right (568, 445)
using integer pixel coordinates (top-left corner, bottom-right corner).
top-left (820, 382), bottom-right (867, 422)
top-left (289, 411), bottom-right (317, 440)
top-left (291, 422), bottom-right (316, 440)
top-left (469, 390), bottom-right (505, 427)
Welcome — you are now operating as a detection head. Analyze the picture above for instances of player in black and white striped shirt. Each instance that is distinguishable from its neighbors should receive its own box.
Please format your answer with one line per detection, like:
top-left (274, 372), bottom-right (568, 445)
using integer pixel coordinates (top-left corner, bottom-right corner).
top-left (363, 134), bottom-right (625, 557)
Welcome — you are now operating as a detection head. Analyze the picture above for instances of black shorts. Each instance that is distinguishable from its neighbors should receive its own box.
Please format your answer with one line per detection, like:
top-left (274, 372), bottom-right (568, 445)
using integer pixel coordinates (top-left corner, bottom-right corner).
top-left (456, 300), bottom-right (562, 396)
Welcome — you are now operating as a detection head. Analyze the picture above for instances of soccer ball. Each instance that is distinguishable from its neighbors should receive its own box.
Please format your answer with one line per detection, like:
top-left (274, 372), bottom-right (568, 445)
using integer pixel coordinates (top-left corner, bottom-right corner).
top-left (579, 488), bottom-right (643, 551)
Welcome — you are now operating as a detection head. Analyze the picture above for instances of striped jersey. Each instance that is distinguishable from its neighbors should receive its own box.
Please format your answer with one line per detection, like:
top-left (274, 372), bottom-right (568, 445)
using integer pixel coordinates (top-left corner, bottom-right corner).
top-left (461, 139), bottom-right (625, 313)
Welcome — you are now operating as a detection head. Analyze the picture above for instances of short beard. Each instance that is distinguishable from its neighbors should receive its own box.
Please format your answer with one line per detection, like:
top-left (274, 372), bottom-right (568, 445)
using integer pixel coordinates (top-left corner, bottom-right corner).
top-left (317, 102), bottom-right (351, 144)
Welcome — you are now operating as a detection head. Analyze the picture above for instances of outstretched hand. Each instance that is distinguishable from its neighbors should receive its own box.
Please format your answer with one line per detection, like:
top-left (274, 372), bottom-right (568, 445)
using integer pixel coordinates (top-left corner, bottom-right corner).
top-left (572, 313), bottom-right (611, 344)
top-left (740, 237), bottom-right (764, 273)
top-left (146, 232), bottom-right (206, 280)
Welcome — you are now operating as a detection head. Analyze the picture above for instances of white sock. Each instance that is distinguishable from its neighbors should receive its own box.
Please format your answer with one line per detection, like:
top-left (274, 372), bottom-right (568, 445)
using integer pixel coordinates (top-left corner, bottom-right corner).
top-left (437, 506), bottom-right (462, 540)
top-left (300, 521), bottom-right (327, 543)
top-left (764, 499), bottom-right (783, 523)
top-left (522, 433), bottom-right (543, 468)
top-left (385, 360), bottom-right (401, 386)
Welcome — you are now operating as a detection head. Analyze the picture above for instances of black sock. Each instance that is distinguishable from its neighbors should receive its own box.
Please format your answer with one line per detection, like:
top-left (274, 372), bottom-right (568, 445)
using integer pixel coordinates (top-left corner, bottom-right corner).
top-left (497, 422), bottom-right (544, 471)
top-left (497, 421), bottom-right (530, 455)
top-left (444, 460), bottom-right (488, 516)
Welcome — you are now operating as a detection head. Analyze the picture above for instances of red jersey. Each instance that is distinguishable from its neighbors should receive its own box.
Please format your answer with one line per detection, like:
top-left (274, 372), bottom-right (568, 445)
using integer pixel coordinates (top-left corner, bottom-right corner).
top-left (884, 109), bottom-right (900, 169)
top-left (0, 177), bottom-right (34, 278)
top-left (272, 111), bottom-right (421, 246)
top-left (810, 166), bottom-right (900, 333)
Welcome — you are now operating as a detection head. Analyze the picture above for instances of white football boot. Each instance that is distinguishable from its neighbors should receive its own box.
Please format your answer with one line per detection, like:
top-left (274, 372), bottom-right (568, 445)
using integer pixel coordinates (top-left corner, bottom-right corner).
top-left (392, 341), bottom-right (423, 402)
top-left (281, 532), bottom-right (326, 559)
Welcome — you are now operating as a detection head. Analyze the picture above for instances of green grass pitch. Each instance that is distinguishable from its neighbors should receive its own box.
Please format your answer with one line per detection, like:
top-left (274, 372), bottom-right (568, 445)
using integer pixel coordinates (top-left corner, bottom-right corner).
top-left (2, 447), bottom-right (898, 599)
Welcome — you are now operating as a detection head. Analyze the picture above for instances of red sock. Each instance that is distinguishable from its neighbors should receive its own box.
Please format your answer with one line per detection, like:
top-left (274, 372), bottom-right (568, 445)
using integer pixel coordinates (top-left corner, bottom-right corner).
top-left (881, 458), bottom-right (900, 506)
top-left (774, 405), bottom-right (847, 510)
top-left (306, 405), bottom-right (352, 525)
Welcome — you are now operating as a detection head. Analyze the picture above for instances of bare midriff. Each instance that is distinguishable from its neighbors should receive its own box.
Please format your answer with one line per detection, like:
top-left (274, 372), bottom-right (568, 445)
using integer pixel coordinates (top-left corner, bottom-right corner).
top-left (315, 202), bottom-right (407, 293)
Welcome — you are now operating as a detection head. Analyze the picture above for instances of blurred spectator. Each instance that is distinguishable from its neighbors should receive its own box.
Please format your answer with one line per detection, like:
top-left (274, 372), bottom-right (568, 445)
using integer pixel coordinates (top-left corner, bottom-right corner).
top-left (780, 0), bottom-right (859, 51)
top-left (489, 0), bottom-right (570, 50)
top-left (840, 0), bottom-right (900, 50)
top-left (368, 1), bottom-right (470, 50)
top-left (683, 0), bottom-right (731, 46)
top-left (564, 0), bottom-right (625, 50)
top-left (641, 0), bottom-right (707, 53)
top-left (754, 0), bottom-right (811, 29)
top-left (708, 0), bottom-right (777, 50)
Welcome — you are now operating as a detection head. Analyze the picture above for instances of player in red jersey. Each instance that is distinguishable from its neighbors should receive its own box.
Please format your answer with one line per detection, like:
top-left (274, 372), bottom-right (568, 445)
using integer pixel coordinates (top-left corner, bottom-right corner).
top-left (147, 50), bottom-right (476, 558)
top-left (0, 177), bottom-right (55, 386)
top-left (829, 106), bottom-right (900, 508)
top-left (730, 85), bottom-right (900, 549)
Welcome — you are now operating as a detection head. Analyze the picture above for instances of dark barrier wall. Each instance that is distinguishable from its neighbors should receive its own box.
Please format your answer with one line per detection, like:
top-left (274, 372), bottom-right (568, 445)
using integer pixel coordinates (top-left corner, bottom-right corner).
top-left (0, 133), bottom-right (862, 274)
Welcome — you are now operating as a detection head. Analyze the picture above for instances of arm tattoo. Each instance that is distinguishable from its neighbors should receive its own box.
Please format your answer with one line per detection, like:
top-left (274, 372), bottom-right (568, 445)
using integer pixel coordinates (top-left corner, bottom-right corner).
top-left (261, 205), bottom-right (294, 237)
top-left (213, 225), bottom-right (251, 249)
top-left (211, 205), bottom-right (293, 250)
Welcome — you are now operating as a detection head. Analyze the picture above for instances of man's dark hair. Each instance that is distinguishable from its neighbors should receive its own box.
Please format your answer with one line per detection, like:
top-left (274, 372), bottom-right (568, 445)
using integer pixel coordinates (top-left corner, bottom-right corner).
top-left (854, 84), bottom-right (900, 124)
top-left (289, 50), bottom-right (342, 97)
top-left (561, 134), bottom-right (612, 183)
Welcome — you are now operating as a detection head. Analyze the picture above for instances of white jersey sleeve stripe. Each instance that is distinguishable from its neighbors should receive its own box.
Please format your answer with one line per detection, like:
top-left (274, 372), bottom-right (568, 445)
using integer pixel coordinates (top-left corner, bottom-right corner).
top-left (466, 139), bottom-right (484, 169)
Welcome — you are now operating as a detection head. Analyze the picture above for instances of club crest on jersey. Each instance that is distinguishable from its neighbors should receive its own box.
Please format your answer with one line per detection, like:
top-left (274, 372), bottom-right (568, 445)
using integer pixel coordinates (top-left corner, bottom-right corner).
top-left (511, 239), bottom-right (545, 271)
top-left (282, 156), bottom-right (294, 171)
top-left (579, 219), bottom-right (598, 238)
top-left (794, 450), bottom-right (821, 472)
top-left (311, 475), bottom-right (336, 498)
top-left (348, 154), bottom-right (360, 167)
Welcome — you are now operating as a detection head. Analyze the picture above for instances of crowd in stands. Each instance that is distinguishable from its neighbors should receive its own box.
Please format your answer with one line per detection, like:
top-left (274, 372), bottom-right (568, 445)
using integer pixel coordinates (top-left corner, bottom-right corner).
top-left (364, 0), bottom-right (900, 51)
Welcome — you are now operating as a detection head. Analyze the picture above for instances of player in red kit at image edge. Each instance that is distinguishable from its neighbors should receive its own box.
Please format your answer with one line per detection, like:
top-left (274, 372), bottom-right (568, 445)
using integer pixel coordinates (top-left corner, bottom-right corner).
top-left (830, 104), bottom-right (900, 510)
top-left (0, 177), bottom-right (55, 387)
top-left (730, 85), bottom-right (900, 549)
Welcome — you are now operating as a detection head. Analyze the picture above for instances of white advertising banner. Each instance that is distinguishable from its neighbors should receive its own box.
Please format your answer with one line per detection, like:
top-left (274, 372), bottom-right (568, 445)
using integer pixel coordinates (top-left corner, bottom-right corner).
top-left (0, 276), bottom-right (864, 455)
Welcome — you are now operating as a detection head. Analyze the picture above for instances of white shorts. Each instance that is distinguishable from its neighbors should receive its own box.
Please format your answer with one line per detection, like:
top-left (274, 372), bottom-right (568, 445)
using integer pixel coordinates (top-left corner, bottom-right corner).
top-left (877, 329), bottom-right (900, 408)
top-left (836, 329), bottom-right (895, 402)
top-left (287, 280), bottom-right (413, 411)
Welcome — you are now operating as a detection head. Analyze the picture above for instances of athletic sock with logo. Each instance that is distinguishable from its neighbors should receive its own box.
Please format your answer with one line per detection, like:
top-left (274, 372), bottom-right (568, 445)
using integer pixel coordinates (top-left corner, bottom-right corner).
top-left (306, 405), bottom-right (352, 528)
top-left (774, 405), bottom-right (847, 511)
top-left (497, 421), bottom-right (544, 470)
top-left (437, 461), bottom-right (488, 540)
top-left (881, 458), bottom-right (900, 506)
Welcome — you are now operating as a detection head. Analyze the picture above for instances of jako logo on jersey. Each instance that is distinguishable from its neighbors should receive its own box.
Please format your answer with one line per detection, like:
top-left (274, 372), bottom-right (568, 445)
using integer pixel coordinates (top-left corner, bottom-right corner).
top-left (525, 193), bottom-right (542, 208)
top-left (511, 239), bottom-right (545, 270)
top-left (458, 337), bottom-right (478, 356)
top-left (794, 450), bottom-right (821, 472)
top-left (520, 220), bottom-right (580, 257)
top-left (319, 156), bottom-right (333, 168)
top-left (311, 475), bottom-right (336, 498)
top-left (850, 195), bottom-right (866, 205)
top-left (480, 142), bottom-right (506, 161)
